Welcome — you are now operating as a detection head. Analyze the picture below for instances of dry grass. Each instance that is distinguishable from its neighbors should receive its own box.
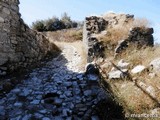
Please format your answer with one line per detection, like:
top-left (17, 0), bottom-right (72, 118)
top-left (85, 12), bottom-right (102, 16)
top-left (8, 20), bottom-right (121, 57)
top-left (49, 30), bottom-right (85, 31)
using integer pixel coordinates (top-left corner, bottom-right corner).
top-left (44, 28), bottom-right (82, 42)
top-left (110, 80), bottom-right (156, 112)
top-left (132, 18), bottom-right (151, 28)
top-left (118, 45), bottom-right (160, 66)
top-left (99, 17), bottom-right (151, 54)
top-left (101, 45), bottom-right (160, 120)
top-left (99, 24), bottom-right (130, 45)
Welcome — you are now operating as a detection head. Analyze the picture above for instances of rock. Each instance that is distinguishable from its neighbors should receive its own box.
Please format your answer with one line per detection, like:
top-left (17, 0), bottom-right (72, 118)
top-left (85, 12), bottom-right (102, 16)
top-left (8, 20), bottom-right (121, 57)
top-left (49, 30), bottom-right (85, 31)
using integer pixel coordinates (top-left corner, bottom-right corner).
top-left (54, 98), bottom-right (63, 106)
top-left (34, 113), bottom-right (44, 119)
top-left (30, 100), bottom-right (40, 105)
top-left (3, 7), bottom-right (10, 14)
top-left (115, 40), bottom-right (128, 53)
top-left (22, 114), bottom-right (32, 120)
top-left (64, 82), bottom-right (72, 87)
top-left (84, 90), bottom-right (92, 96)
top-left (0, 17), bottom-right (4, 22)
top-left (145, 28), bottom-right (154, 35)
top-left (0, 71), bottom-right (6, 76)
top-left (91, 116), bottom-right (100, 120)
top-left (21, 88), bottom-right (30, 96)
top-left (85, 63), bottom-right (99, 75)
top-left (148, 72), bottom-right (156, 78)
top-left (14, 102), bottom-right (23, 107)
top-left (108, 69), bottom-right (128, 79)
top-left (87, 74), bottom-right (99, 81)
top-left (76, 74), bottom-right (83, 79)
top-left (150, 108), bottom-right (160, 115)
top-left (12, 88), bottom-right (21, 94)
top-left (0, 53), bottom-right (8, 66)
top-left (65, 91), bottom-right (72, 97)
top-left (131, 65), bottom-right (146, 74)
top-left (150, 58), bottom-right (160, 72)
top-left (42, 117), bottom-right (51, 120)
top-left (146, 86), bottom-right (156, 97)
top-left (117, 59), bottom-right (130, 69)
top-left (39, 109), bottom-right (47, 114)
top-left (62, 109), bottom-right (69, 117)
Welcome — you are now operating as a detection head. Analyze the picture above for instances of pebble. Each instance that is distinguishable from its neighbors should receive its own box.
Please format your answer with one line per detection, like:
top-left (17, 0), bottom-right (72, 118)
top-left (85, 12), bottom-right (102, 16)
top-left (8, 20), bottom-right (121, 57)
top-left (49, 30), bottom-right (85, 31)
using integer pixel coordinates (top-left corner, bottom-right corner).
top-left (14, 102), bottom-right (23, 107)
top-left (30, 100), bottom-right (40, 105)
top-left (42, 117), bottom-right (51, 120)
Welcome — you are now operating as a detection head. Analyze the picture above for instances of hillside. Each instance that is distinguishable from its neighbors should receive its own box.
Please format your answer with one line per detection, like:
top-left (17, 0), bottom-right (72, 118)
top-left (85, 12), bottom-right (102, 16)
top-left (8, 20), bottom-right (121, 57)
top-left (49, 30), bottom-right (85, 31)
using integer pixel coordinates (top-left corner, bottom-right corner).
top-left (82, 13), bottom-right (160, 120)
top-left (1, 1), bottom-right (160, 120)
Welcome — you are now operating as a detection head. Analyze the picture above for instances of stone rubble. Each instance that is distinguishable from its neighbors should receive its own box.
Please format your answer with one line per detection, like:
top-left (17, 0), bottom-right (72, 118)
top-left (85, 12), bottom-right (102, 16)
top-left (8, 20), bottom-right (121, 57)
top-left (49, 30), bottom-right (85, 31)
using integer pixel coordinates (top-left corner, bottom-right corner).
top-left (0, 45), bottom-right (106, 120)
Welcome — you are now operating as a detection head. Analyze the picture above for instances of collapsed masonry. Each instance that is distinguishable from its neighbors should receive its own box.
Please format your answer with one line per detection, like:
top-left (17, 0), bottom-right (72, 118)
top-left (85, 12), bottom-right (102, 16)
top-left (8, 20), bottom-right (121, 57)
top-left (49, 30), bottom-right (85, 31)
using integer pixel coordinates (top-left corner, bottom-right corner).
top-left (115, 27), bottom-right (154, 53)
top-left (83, 13), bottom-right (154, 62)
top-left (0, 0), bottom-right (59, 76)
top-left (83, 16), bottom-right (106, 62)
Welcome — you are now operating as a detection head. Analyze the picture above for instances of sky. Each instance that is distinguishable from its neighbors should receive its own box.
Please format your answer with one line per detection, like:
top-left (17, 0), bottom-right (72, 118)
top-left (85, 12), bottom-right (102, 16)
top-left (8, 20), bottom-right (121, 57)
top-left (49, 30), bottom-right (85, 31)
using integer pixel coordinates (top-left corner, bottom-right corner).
top-left (19, 0), bottom-right (160, 42)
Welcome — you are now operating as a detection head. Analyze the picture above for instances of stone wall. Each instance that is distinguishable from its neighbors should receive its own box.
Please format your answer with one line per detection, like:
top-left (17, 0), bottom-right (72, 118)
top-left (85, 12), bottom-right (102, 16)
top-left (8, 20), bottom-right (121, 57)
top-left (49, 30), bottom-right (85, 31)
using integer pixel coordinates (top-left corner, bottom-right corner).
top-left (0, 0), bottom-right (59, 76)
top-left (115, 27), bottom-right (154, 53)
top-left (83, 13), bottom-right (154, 61)
top-left (83, 16), bottom-right (106, 62)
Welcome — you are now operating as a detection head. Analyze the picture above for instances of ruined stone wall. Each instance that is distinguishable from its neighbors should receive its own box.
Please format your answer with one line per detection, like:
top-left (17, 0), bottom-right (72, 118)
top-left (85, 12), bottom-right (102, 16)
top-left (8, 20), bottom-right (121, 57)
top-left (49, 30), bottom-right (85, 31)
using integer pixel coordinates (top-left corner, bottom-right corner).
top-left (0, 0), bottom-right (59, 76)
top-left (83, 13), bottom-right (154, 61)
top-left (115, 27), bottom-right (154, 53)
top-left (83, 16), bottom-right (106, 62)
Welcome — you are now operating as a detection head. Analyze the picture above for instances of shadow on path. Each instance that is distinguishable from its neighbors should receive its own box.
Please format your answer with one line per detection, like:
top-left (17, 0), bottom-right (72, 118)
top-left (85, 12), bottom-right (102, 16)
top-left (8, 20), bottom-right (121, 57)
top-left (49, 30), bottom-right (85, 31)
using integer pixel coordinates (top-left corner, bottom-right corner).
top-left (0, 45), bottom-right (125, 120)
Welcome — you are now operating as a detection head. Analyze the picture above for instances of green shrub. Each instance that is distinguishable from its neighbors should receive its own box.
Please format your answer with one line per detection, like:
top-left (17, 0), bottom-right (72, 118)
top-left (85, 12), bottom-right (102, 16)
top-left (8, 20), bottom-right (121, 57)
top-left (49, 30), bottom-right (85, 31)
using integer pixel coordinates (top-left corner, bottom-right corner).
top-left (61, 12), bottom-right (72, 29)
top-left (32, 20), bottom-right (45, 32)
top-left (31, 12), bottom-right (79, 32)
top-left (45, 16), bottom-right (68, 31)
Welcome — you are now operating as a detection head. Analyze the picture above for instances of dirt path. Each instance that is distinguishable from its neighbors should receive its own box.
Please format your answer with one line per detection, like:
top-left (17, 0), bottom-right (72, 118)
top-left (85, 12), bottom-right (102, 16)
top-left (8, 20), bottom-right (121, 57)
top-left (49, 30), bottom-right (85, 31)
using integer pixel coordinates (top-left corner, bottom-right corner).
top-left (0, 42), bottom-right (107, 120)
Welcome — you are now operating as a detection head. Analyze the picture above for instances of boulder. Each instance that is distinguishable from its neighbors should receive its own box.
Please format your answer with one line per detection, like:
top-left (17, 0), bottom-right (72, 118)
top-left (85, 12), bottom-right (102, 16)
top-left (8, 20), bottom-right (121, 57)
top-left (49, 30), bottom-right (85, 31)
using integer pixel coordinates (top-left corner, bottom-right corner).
top-left (115, 40), bottom-right (128, 53)
top-left (150, 58), bottom-right (160, 72)
top-left (108, 69), bottom-right (128, 79)
top-left (146, 86), bottom-right (156, 97)
top-left (117, 59), bottom-right (130, 69)
top-left (131, 65), bottom-right (146, 74)
top-left (85, 63), bottom-right (99, 75)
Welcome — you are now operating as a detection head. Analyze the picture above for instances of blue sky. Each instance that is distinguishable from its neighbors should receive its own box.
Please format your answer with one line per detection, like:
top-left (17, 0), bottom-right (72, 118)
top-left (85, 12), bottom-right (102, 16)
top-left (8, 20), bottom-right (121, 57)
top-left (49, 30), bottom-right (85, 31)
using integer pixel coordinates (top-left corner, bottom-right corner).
top-left (19, 0), bottom-right (160, 42)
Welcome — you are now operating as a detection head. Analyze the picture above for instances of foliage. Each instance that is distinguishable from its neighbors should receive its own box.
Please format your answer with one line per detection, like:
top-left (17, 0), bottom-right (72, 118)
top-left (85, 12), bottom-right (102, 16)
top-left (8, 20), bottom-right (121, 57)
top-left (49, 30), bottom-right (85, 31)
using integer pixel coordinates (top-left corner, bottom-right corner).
top-left (32, 20), bottom-right (45, 32)
top-left (32, 12), bottom-right (80, 32)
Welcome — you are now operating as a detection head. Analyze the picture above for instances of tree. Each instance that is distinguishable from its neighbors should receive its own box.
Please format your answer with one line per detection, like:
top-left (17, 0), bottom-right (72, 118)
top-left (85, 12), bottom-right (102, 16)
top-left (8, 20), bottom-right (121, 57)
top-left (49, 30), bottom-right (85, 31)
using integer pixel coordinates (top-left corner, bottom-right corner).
top-left (45, 17), bottom-right (60, 31)
top-left (32, 20), bottom-right (45, 32)
top-left (61, 12), bottom-right (72, 29)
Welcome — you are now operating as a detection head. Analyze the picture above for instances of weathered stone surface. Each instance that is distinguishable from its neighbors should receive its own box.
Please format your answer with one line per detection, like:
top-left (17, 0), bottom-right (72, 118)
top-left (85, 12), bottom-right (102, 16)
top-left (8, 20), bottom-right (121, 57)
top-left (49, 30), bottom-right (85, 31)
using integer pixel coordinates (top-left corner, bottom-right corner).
top-left (117, 59), bottom-right (130, 69)
top-left (115, 40), bottom-right (128, 53)
top-left (115, 27), bottom-right (154, 53)
top-left (85, 63), bottom-right (99, 75)
top-left (108, 69), bottom-right (128, 79)
top-left (0, 17), bottom-right (4, 22)
top-left (146, 86), bottom-right (156, 97)
top-left (0, 0), bottom-right (60, 76)
top-left (150, 58), bottom-right (160, 72)
top-left (2, 7), bottom-right (10, 14)
top-left (83, 16), bottom-right (106, 62)
top-left (128, 27), bottom-right (154, 46)
top-left (131, 65), bottom-right (146, 74)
